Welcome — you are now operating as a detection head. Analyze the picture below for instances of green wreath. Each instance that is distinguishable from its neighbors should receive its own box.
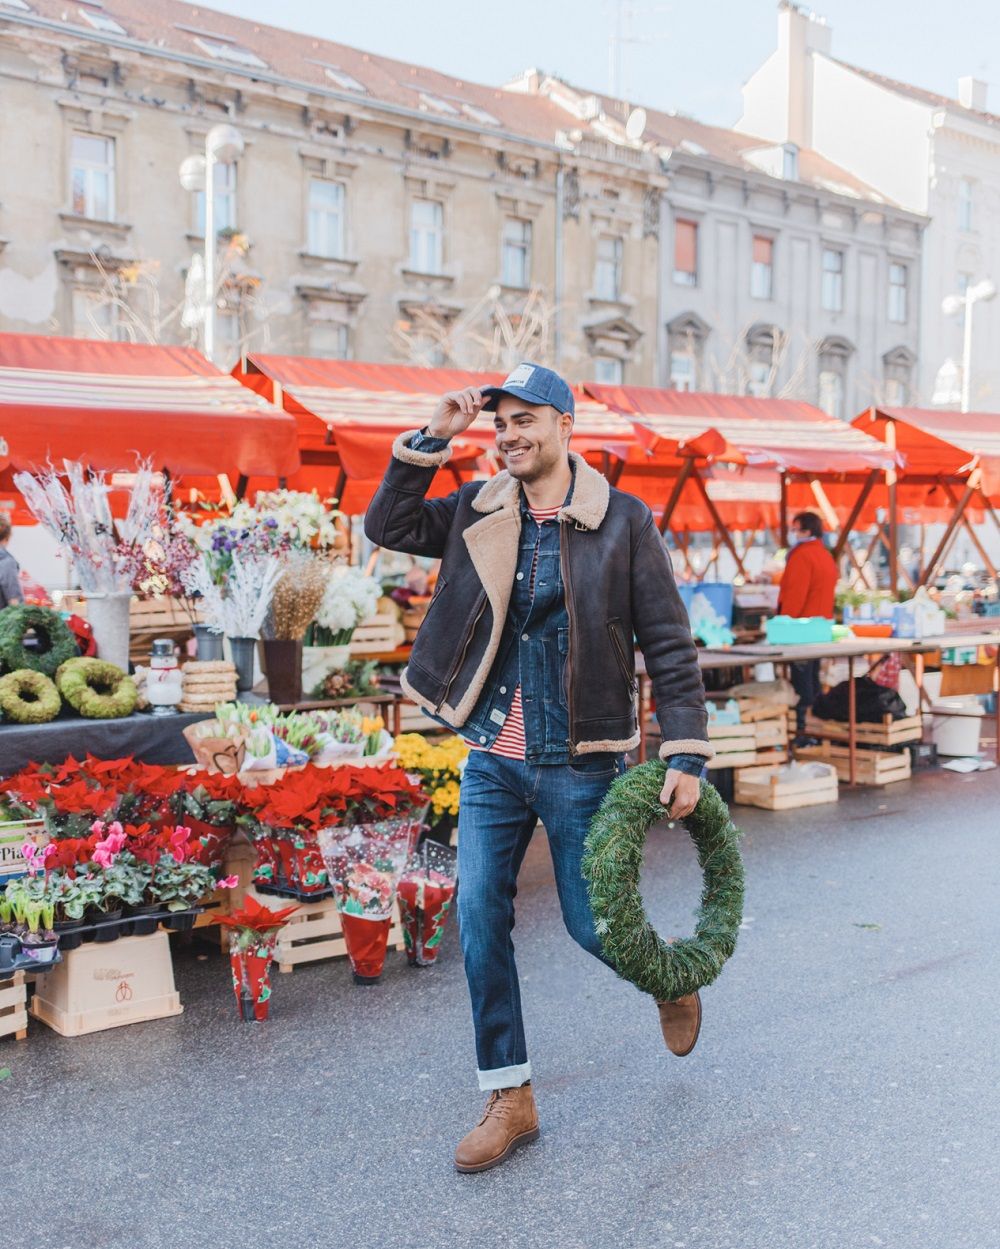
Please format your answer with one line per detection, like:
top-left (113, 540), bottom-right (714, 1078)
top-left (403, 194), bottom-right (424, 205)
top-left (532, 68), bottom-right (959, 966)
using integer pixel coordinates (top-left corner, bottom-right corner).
top-left (582, 763), bottom-right (744, 1002)
top-left (0, 605), bottom-right (78, 677)
top-left (56, 657), bottom-right (137, 719)
top-left (0, 669), bottom-right (62, 724)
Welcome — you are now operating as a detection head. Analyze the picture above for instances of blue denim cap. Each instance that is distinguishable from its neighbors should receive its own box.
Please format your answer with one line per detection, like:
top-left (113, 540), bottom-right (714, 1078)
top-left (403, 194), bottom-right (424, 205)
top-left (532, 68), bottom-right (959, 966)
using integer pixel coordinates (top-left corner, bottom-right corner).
top-left (480, 362), bottom-right (575, 417)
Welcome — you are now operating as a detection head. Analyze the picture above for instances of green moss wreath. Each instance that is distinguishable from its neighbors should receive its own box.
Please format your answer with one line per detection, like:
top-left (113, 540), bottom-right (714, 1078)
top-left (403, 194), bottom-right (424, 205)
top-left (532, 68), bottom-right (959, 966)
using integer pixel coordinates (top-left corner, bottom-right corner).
top-left (56, 656), bottom-right (137, 719)
top-left (0, 605), bottom-right (78, 677)
top-left (582, 763), bottom-right (745, 1002)
top-left (0, 669), bottom-right (62, 724)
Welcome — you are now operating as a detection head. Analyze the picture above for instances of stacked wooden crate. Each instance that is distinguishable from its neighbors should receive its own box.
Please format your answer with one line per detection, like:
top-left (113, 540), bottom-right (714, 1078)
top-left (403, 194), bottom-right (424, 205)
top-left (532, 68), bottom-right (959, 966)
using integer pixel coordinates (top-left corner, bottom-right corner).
top-left (243, 886), bottom-right (406, 974)
top-left (707, 697), bottom-right (790, 772)
top-left (795, 742), bottom-right (912, 786)
top-left (734, 761), bottom-right (839, 810)
top-left (803, 711), bottom-right (922, 748)
top-left (0, 972), bottom-right (28, 1043)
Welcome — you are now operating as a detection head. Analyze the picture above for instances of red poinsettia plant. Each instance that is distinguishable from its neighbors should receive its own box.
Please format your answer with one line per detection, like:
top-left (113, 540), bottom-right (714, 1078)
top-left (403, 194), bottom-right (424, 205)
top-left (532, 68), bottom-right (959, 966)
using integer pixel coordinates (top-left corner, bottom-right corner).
top-left (217, 894), bottom-right (298, 952)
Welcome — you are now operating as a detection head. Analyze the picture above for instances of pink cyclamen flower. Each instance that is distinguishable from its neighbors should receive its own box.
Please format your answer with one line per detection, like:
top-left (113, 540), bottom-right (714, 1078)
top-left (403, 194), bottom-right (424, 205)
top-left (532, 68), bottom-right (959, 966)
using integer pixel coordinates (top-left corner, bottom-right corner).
top-left (93, 848), bottom-right (114, 869)
top-left (217, 875), bottom-right (240, 889)
top-left (21, 842), bottom-right (40, 875)
top-left (91, 819), bottom-right (107, 835)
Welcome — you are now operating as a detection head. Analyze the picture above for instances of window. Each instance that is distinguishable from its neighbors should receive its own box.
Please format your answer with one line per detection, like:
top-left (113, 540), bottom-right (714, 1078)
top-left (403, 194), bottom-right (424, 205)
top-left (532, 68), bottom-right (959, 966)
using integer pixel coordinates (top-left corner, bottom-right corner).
top-left (669, 350), bottom-right (695, 392)
top-left (595, 235), bottom-right (623, 300)
top-left (307, 179), bottom-right (345, 259)
top-left (751, 235), bottom-right (773, 300)
top-left (818, 369), bottom-right (844, 420)
top-left (782, 143), bottom-right (799, 181)
top-left (72, 288), bottom-right (121, 340)
top-left (215, 310), bottom-right (241, 359)
top-left (745, 324), bottom-right (778, 397)
top-left (417, 92), bottom-right (460, 116)
top-left (673, 219), bottom-right (698, 286)
top-left (883, 346), bottom-right (914, 407)
top-left (70, 133), bottom-right (115, 220)
top-left (192, 36), bottom-right (268, 70)
top-left (888, 263), bottom-right (908, 323)
top-left (462, 103), bottom-right (500, 126)
top-left (323, 66), bottom-right (366, 93)
top-left (748, 359), bottom-right (772, 398)
top-left (821, 248), bottom-right (844, 312)
top-left (817, 337), bottom-right (853, 420)
top-left (883, 377), bottom-right (907, 406)
top-left (309, 321), bottom-right (350, 359)
top-left (410, 199), bottom-right (444, 274)
top-left (79, 6), bottom-right (126, 34)
top-left (196, 161), bottom-right (238, 236)
top-left (593, 356), bottom-right (623, 384)
top-left (957, 272), bottom-right (972, 296)
top-left (958, 178), bottom-right (973, 231)
top-left (501, 218), bottom-right (532, 288)
top-left (0, 1), bottom-right (33, 10)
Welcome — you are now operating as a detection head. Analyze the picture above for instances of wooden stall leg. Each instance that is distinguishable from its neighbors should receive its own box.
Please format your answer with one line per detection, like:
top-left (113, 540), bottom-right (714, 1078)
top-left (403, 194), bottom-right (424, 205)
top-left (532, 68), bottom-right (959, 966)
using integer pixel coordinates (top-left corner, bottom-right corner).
top-left (848, 656), bottom-right (857, 788)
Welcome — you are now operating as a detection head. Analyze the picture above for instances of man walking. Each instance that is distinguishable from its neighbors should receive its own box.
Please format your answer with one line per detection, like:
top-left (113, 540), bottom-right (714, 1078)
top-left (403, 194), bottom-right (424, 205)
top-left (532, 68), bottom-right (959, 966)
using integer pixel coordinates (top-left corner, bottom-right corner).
top-left (365, 364), bottom-right (712, 1172)
top-left (779, 511), bottom-right (839, 746)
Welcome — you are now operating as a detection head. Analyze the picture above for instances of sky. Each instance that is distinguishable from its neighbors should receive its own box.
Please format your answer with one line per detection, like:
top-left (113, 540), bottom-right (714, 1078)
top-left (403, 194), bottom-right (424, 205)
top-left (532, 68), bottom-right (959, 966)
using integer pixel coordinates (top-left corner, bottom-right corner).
top-left (198, 0), bottom-right (999, 127)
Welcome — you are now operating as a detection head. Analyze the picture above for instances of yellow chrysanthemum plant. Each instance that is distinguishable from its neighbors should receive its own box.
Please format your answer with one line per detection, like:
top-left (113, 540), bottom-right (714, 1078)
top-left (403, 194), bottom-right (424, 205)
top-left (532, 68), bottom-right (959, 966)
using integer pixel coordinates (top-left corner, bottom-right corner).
top-left (394, 733), bottom-right (469, 818)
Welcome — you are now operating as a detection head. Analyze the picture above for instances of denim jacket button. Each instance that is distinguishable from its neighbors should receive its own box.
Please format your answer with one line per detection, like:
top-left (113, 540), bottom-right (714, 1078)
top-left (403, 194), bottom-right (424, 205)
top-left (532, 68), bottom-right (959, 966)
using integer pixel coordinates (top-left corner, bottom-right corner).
top-left (516, 572), bottom-right (524, 581)
top-left (521, 633), bottom-right (529, 641)
top-left (500, 686), bottom-right (507, 694)
top-left (479, 736), bottom-right (487, 744)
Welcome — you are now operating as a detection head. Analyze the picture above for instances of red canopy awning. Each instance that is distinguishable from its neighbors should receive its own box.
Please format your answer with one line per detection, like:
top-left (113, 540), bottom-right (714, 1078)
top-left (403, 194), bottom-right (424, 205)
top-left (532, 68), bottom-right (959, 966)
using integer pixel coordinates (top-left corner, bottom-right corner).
top-left (0, 333), bottom-right (300, 484)
top-left (853, 405), bottom-right (1000, 499)
top-left (586, 385), bottom-right (900, 475)
top-left (233, 356), bottom-right (635, 510)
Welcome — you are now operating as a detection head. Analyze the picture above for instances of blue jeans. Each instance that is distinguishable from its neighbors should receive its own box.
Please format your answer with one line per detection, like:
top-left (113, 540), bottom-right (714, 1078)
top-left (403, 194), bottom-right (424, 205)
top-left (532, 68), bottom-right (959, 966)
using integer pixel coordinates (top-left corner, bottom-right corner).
top-left (457, 749), bottom-right (625, 1090)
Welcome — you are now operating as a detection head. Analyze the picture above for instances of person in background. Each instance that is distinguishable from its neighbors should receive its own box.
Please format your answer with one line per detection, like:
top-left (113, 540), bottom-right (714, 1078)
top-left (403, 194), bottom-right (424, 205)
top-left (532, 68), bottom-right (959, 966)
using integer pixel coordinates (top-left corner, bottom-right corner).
top-left (0, 514), bottom-right (23, 611)
top-left (779, 510), bottom-right (838, 746)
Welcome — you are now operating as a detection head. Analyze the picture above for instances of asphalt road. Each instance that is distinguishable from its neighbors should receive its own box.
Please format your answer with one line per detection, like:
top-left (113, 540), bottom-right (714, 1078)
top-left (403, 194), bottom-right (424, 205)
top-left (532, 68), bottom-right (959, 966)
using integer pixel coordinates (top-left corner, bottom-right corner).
top-left (4, 764), bottom-right (998, 1249)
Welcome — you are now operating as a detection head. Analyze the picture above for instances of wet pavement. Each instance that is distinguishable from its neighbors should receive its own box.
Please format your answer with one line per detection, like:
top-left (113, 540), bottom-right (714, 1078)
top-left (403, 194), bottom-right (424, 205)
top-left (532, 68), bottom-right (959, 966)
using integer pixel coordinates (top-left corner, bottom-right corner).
top-left (3, 763), bottom-right (998, 1249)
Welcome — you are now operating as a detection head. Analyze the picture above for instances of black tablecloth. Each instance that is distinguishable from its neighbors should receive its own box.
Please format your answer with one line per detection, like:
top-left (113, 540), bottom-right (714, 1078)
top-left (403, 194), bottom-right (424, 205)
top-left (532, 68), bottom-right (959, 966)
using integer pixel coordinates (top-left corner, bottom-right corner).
top-left (0, 710), bottom-right (208, 775)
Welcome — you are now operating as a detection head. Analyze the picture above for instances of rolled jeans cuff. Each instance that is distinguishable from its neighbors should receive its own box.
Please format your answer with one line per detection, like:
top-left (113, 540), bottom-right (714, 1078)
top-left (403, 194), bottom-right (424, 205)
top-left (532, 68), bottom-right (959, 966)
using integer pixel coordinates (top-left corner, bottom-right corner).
top-left (477, 1061), bottom-right (532, 1091)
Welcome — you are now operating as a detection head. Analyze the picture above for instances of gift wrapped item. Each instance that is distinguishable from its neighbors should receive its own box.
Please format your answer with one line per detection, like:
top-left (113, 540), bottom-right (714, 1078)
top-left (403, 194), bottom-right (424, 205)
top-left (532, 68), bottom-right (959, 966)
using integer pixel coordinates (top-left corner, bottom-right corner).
top-left (397, 840), bottom-right (458, 968)
top-left (217, 896), bottom-right (298, 1022)
top-left (317, 816), bottom-right (421, 983)
top-left (182, 719), bottom-right (248, 775)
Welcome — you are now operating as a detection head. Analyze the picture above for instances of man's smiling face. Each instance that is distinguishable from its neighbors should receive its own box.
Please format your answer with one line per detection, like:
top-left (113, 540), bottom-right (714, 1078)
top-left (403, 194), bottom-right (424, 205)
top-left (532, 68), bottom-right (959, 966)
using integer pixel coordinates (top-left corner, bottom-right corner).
top-left (493, 394), bottom-right (573, 483)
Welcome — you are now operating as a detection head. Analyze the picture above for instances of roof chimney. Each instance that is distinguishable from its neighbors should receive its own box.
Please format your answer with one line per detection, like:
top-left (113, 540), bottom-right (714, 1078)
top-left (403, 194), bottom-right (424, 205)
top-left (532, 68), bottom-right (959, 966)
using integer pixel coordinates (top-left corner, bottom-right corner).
top-left (958, 76), bottom-right (988, 111)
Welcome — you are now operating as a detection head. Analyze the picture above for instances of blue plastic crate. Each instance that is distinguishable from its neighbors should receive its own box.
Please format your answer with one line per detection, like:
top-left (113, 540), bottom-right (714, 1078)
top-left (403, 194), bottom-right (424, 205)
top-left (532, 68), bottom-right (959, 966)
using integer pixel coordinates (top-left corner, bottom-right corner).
top-left (677, 582), bottom-right (734, 627)
top-left (765, 615), bottom-right (834, 645)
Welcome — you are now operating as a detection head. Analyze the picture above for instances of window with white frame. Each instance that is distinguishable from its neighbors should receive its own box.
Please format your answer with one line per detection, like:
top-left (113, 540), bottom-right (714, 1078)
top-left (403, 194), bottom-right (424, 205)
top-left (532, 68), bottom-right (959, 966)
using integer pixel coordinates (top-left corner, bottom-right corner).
top-left (309, 320), bottom-right (350, 359)
top-left (745, 324), bottom-right (778, 397)
top-left (957, 271), bottom-right (972, 296)
top-left (821, 248), bottom-right (844, 312)
top-left (196, 161), bottom-right (238, 236)
top-left (883, 376), bottom-right (906, 406)
top-left (79, 6), bottom-right (127, 34)
top-left (594, 235), bottom-right (623, 300)
top-left (888, 262), bottom-right (908, 323)
top-left (215, 310), bottom-right (241, 360)
top-left (818, 369), bottom-right (844, 420)
top-left (410, 199), bottom-right (444, 274)
top-left (882, 346), bottom-right (914, 407)
top-left (817, 337), bottom-right (853, 420)
top-left (501, 218), bottom-right (532, 288)
top-left (592, 356), bottom-right (623, 384)
top-left (958, 178), bottom-right (974, 231)
top-left (307, 179), bottom-right (345, 259)
top-left (70, 133), bottom-right (115, 221)
top-left (669, 350), bottom-right (696, 392)
top-left (751, 235), bottom-right (773, 300)
top-left (673, 219), bottom-right (698, 287)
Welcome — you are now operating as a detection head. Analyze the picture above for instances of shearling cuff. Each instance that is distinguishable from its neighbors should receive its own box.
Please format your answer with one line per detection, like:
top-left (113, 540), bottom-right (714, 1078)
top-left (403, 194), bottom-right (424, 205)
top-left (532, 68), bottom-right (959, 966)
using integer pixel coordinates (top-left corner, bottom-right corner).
top-left (392, 428), bottom-right (453, 468)
top-left (658, 738), bottom-right (713, 761)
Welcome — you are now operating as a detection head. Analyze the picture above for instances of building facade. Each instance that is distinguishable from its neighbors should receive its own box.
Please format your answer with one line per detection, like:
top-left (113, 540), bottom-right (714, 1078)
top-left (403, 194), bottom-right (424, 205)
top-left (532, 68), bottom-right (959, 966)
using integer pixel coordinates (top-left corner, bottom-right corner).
top-left (739, 0), bottom-right (1000, 411)
top-left (0, 0), bottom-right (665, 383)
top-left (512, 72), bottom-right (926, 418)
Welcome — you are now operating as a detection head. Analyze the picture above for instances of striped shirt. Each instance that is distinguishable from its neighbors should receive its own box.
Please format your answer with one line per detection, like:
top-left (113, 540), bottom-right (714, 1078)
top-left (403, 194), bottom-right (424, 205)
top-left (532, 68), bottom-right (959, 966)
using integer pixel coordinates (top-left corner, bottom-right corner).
top-left (471, 504), bottom-right (562, 760)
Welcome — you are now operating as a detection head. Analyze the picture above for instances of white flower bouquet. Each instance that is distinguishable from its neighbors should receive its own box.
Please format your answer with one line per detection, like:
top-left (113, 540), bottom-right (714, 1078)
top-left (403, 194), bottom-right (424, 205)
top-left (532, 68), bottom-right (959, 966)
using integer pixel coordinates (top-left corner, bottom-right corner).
top-left (309, 565), bottom-right (382, 646)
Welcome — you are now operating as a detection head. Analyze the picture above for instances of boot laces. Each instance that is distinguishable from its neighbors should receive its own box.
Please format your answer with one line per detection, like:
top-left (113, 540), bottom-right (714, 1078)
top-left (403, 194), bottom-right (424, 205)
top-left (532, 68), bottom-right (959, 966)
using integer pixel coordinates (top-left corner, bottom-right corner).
top-left (482, 1089), bottom-right (516, 1122)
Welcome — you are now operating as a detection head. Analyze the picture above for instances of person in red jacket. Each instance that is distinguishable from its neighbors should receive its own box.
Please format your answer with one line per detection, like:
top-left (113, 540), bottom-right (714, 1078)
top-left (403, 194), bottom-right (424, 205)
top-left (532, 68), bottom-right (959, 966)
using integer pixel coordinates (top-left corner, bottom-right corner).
top-left (779, 511), bottom-right (839, 745)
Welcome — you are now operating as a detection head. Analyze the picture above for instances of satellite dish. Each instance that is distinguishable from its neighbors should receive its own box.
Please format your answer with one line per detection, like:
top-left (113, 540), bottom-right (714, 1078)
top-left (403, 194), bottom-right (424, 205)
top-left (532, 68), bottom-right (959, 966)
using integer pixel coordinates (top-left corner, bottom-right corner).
top-left (625, 107), bottom-right (647, 142)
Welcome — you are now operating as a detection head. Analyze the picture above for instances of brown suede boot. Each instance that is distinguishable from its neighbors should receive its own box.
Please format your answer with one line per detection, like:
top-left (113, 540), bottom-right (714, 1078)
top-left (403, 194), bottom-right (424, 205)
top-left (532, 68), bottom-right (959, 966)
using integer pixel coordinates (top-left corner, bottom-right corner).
top-left (657, 991), bottom-right (702, 1056)
top-left (454, 1084), bottom-right (540, 1173)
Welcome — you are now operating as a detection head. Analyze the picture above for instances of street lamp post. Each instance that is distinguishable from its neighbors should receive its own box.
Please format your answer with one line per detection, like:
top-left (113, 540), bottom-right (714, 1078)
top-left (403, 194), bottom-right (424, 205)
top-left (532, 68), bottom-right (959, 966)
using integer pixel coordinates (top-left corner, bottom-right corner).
top-left (942, 278), bottom-right (996, 413)
top-left (178, 124), bottom-right (245, 364)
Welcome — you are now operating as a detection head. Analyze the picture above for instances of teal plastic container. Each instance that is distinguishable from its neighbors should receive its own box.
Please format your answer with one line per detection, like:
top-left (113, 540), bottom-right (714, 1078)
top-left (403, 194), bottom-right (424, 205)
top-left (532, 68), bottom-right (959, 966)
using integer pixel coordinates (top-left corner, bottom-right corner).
top-left (765, 615), bottom-right (834, 645)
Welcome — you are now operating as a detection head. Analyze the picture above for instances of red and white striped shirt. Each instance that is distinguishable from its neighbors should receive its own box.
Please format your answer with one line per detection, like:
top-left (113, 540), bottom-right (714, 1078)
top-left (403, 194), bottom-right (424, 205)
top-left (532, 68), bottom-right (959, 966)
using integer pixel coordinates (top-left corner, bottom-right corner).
top-left (470, 504), bottom-right (562, 760)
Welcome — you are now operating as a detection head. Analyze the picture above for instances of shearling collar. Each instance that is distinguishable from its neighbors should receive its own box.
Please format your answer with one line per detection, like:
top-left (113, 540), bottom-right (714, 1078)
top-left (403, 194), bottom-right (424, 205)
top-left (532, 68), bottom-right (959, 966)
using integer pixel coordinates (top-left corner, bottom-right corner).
top-left (471, 452), bottom-right (610, 531)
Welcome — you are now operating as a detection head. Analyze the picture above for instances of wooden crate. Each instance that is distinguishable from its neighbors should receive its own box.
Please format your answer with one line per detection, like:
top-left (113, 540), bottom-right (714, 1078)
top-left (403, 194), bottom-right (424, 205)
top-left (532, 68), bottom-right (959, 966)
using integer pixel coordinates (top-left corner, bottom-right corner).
top-left (30, 933), bottom-right (182, 1037)
top-left (194, 837), bottom-right (256, 932)
top-left (804, 712), bottom-right (922, 746)
top-left (754, 718), bottom-right (789, 751)
top-left (244, 887), bottom-right (406, 973)
top-left (707, 721), bottom-right (758, 769)
top-left (795, 743), bottom-right (913, 786)
top-left (734, 762), bottom-right (839, 811)
top-left (0, 973), bottom-right (28, 1043)
top-left (351, 614), bottom-right (405, 655)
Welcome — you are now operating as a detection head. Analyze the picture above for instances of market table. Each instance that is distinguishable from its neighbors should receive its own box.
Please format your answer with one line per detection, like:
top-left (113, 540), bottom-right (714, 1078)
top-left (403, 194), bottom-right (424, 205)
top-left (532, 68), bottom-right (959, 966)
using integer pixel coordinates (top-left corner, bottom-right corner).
top-left (0, 709), bottom-right (212, 776)
top-left (637, 628), bottom-right (1000, 781)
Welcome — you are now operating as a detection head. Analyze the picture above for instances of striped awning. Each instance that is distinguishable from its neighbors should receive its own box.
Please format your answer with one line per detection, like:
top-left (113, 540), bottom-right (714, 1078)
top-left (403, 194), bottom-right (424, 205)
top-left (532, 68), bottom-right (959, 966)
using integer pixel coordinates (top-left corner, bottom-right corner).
top-left (585, 384), bottom-right (900, 474)
top-left (854, 405), bottom-right (1000, 498)
top-left (0, 333), bottom-right (300, 479)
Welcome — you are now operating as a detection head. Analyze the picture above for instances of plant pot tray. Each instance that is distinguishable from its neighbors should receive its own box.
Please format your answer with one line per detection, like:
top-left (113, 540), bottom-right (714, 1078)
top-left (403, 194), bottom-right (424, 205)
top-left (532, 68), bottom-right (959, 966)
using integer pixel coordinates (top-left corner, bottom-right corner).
top-left (244, 887), bottom-right (406, 974)
top-left (30, 932), bottom-right (182, 1037)
top-left (794, 743), bottom-right (913, 786)
top-left (0, 972), bottom-right (28, 1042)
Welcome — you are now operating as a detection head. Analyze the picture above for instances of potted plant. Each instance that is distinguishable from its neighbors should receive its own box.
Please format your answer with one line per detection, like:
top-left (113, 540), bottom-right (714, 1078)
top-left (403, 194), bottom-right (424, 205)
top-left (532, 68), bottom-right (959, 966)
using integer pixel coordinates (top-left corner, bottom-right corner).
top-left (146, 855), bottom-right (216, 930)
top-left (216, 894), bottom-right (299, 1021)
top-left (20, 899), bottom-right (58, 964)
top-left (304, 564), bottom-right (381, 688)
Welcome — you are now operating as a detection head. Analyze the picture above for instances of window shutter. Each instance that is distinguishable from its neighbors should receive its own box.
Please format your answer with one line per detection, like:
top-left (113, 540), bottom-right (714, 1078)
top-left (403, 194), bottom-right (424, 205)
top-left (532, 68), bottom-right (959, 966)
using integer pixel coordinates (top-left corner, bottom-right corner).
top-left (674, 220), bottom-right (697, 273)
